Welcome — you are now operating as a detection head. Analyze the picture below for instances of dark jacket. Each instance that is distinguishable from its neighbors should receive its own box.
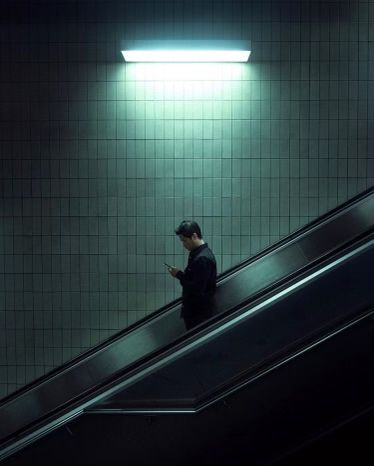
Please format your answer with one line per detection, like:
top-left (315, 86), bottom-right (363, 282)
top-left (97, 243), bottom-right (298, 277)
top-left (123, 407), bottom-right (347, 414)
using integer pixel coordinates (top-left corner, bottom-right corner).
top-left (176, 243), bottom-right (217, 319)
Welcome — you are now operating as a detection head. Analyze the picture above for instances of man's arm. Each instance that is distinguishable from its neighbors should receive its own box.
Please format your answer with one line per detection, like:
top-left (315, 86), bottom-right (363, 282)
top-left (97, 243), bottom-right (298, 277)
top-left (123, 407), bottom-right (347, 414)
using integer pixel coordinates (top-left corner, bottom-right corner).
top-left (174, 257), bottom-right (211, 295)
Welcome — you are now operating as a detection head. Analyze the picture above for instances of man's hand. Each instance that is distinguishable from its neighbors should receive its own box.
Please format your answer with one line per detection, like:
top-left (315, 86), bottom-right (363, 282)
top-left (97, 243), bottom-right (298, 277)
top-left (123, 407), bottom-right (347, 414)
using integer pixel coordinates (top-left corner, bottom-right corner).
top-left (168, 266), bottom-right (180, 278)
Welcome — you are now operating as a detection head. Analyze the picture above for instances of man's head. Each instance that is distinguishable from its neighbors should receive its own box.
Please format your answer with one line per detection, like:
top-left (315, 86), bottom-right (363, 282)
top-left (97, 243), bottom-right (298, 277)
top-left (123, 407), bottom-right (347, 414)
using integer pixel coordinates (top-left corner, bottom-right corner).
top-left (175, 220), bottom-right (204, 251)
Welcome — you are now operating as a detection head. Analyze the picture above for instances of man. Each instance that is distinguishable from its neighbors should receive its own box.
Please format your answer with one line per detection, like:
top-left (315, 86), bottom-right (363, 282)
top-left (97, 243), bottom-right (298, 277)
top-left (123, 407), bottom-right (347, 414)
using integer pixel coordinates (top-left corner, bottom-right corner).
top-left (168, 220), bottom-right (217, 330)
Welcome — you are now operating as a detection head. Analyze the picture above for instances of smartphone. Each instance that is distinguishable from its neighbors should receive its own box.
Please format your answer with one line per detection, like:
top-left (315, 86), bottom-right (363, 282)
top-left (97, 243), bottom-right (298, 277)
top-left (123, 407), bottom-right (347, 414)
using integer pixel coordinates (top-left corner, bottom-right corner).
top-left (164, 262), bottom-right (172, 268)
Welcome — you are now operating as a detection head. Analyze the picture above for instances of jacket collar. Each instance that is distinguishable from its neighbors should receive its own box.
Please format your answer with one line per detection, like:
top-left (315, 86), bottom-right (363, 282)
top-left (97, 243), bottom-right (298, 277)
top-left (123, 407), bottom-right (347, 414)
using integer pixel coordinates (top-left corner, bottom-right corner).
top-left (189, 242), bottom-right (208, 259)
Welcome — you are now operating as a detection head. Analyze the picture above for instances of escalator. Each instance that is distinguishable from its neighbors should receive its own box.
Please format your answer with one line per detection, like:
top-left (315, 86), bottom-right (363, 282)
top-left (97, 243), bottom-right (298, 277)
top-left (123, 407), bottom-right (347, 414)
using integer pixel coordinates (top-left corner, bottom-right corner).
top-left (1, 188), bottom-right (374, 464)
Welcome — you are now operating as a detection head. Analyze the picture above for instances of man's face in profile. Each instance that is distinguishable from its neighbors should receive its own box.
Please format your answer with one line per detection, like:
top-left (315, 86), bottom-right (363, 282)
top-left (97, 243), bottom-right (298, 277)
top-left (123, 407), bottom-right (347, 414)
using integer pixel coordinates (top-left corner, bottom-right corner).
top-left (179, 234), bottom-right (198, 251)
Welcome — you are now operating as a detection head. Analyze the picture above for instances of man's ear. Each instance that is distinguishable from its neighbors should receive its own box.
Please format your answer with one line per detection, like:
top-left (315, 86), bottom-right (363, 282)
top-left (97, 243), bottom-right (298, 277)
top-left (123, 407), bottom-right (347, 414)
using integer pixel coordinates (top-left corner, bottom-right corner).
top-left (191, 232), bottom-right (198, 240)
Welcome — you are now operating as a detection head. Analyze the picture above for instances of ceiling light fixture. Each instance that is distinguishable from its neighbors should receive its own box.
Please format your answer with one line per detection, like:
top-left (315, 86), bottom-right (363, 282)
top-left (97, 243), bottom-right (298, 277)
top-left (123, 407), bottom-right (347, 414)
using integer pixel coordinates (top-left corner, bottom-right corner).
top-left (121, 40), bottom-right (251, 63)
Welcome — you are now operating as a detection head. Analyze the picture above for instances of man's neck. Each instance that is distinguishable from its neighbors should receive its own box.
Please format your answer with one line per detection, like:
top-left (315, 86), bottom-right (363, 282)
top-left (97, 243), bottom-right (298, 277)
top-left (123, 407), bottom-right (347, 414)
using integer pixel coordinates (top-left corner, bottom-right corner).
top-left (191, 239), bottom-right (205, 251)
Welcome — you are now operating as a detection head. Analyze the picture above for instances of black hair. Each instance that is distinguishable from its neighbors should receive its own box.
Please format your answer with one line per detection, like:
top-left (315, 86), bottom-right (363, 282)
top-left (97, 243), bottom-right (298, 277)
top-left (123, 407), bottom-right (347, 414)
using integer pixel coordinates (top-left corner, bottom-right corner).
top-left (175, 220), bottom-right (202, 239)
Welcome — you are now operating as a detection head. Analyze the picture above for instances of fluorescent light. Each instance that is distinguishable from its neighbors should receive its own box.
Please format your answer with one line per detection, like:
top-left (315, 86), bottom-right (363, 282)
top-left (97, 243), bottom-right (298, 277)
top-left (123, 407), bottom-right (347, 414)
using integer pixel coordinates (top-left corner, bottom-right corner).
top-left (121, 40), bottom-right (251, 63)
top-left (122, 50), bottom-right (250, 62)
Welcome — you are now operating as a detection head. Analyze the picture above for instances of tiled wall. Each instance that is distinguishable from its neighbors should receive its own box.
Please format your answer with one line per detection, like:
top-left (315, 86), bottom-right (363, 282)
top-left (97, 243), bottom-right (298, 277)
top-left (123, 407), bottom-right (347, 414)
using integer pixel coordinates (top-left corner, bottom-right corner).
top-left (1, 0), bottom-right (373, 396)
